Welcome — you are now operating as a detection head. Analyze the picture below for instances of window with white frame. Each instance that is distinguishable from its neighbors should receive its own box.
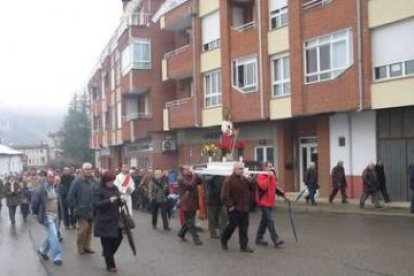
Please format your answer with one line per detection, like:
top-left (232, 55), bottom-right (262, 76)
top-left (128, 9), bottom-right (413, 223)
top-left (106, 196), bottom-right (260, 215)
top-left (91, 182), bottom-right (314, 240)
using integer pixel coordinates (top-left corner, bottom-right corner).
top-left (204, 70), bottom-right (222, 108)
top-left (232, 57), bottom-right (257, 92)
top-left (271, 53), bottom-right (290, 97)
top-left (255, 146), bottom-right (275, 165)
top-left (372, 19), bottom-right (414, 81)
top-left (121, 39), bottom-right (151, 75)
top-left (202, 11), bottom-right (221, 52)
top-left (304, 29), bottom-right (353, 83)
top-left (269, 0), bottom-right (288, 30)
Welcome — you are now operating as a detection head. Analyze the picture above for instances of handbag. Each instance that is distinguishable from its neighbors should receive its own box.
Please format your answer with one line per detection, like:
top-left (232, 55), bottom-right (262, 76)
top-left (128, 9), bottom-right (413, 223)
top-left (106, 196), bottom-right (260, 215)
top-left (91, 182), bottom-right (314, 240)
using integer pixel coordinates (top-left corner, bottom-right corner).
top-left (119, 204), bottom-right (135, 230)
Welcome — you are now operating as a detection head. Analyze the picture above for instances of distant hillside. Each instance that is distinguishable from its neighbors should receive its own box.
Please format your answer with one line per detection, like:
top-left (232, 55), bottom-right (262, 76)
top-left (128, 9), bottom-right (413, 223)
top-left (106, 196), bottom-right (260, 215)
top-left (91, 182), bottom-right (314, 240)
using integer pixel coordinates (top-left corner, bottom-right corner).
top-left (0, 108), bottom-right (64, 146)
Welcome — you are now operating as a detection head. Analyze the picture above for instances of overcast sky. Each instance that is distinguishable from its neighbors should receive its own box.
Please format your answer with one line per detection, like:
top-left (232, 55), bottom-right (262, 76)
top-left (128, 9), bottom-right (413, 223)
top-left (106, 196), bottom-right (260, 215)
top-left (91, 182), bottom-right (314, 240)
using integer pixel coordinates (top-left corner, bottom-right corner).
top-left (0, 0), bottom-right (122, 114)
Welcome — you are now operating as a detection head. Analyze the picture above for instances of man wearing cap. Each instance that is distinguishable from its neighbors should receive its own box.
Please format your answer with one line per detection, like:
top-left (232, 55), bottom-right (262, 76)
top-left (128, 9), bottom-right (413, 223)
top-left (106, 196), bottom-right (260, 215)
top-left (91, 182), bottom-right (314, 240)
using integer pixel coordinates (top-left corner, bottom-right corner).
top-left (68, 163), bottom-right (97, 255)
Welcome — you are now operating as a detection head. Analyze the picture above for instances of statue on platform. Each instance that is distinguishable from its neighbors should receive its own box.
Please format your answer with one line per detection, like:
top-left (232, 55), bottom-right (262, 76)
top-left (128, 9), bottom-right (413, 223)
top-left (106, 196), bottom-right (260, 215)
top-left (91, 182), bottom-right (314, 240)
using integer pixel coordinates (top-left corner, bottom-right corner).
top-left (220, 108), bottom-right (238, 159)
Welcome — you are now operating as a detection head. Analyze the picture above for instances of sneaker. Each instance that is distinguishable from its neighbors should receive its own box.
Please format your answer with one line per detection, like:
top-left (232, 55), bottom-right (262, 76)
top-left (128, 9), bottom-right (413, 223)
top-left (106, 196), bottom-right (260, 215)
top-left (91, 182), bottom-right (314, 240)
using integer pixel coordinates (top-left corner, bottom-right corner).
top-left (274, 240), bottom-right (284, 248)
top-left (342, 199), bottom-right (349, 204)
top-left (240, 246), bottom-right (254, 253)
top-left (193, 239), bottom-right (203, 246)
top-left (38, 250), bottom-right (49, 261)
top-left (255, 239), bottom-right (269, 246)
top-left (53, 260), bottom-right (63, 266)
top-left (221, 241), bottom-right (229, 251)
top-left (164, 227), bottom-right (171, 231)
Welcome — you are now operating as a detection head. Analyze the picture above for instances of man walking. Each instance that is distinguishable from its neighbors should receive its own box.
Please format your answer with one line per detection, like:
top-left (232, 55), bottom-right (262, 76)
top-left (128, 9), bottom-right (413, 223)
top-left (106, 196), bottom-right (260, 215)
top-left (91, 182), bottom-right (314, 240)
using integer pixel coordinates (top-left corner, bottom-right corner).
top-left (204, 175), bottom-right (228, 239)
top-left (32, 170), bottom-right (64, 265)
top-left (68, 163), bottom-right (96, 255)
top-left (375, 160), bottom-right (390, 203)
top-left (255, 162), bottom-right (287, 248)
top-left (360, 163), bottom-right (381, 208)
top-left (114, 164), bottom-right (135, 213)
top-left (304, 162), bottom-right (318, 205)
top-left (329, 161), bottom-right (349, 204)
top-left (60, 167), bottom-right (76, 229)
top-left (177, 166), bottom-right (203, 245)
top-left (149, 169), bottom-right (170, 230)
top-left (221, 162), bottom-right (254, 253)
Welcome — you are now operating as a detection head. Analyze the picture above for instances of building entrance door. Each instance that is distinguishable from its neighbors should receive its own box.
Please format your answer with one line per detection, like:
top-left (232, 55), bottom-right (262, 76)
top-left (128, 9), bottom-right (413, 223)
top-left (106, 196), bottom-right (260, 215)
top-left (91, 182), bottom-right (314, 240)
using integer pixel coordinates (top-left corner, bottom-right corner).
top-left (299, 137), bottom-right (318, 191)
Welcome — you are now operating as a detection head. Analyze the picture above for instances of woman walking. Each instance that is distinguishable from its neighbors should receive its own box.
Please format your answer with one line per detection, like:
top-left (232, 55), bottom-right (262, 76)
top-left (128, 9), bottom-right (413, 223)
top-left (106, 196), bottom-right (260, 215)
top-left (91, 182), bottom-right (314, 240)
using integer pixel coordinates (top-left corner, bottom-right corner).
top-left (5, 175), bottom-right (22, 224)
top-left (93, 171), bottom-right (125, 273)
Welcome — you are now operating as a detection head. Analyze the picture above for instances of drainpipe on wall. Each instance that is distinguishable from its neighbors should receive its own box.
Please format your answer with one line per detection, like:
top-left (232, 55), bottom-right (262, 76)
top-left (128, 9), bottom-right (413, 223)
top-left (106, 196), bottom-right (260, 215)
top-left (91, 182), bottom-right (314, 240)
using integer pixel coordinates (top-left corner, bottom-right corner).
top-left (257, 0), bottom-right (265, 118)
top-left (191, 4), bottom-right (200, 127)
top-left (356, 0), bottom-right (364, 112)
top-left (348, 113), bottom-right (354, 198)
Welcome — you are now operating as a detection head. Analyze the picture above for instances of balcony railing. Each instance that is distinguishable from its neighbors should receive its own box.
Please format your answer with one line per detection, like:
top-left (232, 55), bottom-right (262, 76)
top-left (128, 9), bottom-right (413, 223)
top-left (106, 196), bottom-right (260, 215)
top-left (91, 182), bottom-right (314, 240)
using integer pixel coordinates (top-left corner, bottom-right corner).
top-left (165, 97), bottom-right (192, 108)
top-left (164, 44), bottom-right (191, 59)
top-left (129, 13), bottom-right (152, 26)
top-left (231, 21), bottom-right (255, 32)
top-left (123, 112), bottom-right (152, 122)
top-left (302, 0), bottom-right (333, 10)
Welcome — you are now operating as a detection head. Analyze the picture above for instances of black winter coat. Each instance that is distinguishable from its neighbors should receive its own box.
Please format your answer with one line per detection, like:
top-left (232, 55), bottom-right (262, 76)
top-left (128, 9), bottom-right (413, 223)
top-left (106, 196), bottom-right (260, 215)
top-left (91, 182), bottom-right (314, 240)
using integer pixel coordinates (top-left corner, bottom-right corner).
top-left (60, 174), bottom-right (75, 199)
top-left (93, 185), bottom-right (122, 238)
top-left (375, 165), bottom-right (386, 189)
top-left (203, 175), bottom-right (225, 206)
top-left (68, 176), bottom-right (96, 221)
top-left (362, 168), bottom-right (379, 193)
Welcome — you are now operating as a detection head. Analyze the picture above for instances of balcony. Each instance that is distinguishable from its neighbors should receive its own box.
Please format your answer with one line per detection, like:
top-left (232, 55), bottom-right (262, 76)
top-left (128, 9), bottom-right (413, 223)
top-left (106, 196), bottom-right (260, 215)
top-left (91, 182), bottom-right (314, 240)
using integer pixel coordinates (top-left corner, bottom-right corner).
top-left (302, 0), bottom-right (333, 10)
top-left (163, 44), bottom-right (193, 80)
top-left (159, 0), bottom-right (193, 31)
top-left (123, 112), bottom-right (152, 122)
top-left (164, 97), bottom-right (196, 129)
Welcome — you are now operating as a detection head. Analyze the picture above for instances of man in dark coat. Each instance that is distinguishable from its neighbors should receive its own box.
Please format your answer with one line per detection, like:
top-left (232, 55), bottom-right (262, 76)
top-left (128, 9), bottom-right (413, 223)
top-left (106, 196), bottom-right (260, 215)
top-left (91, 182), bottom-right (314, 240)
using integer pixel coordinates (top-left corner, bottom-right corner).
top-left (204, 175), bottom-right (228, 239)
top-left (149, 169), bottom-right (170, 230)
top-left (31, 170), bottom-right (64, 265)
top-left (0, 177), bottom-right (4, 211)
top-left (60, 167), bottom-right (76, 229)
top-left (304, 162), bottom-right (318, 205)
top-left (408, 159), bottom-right (414, 214)
top-left (221, 162), bottom-right (255, 253)
top-left (68, 163), bottom-right (97, 255)
top-left (360, 163), bottom-right (381, 208)
top-left (329, 161), bottom-right (349, 204)
top-left (4, 175), bottom-right (22, 224)
top-left (177, 166), bottom-right (203, 245)
top-left (375, 159), bottom-right (390, 203)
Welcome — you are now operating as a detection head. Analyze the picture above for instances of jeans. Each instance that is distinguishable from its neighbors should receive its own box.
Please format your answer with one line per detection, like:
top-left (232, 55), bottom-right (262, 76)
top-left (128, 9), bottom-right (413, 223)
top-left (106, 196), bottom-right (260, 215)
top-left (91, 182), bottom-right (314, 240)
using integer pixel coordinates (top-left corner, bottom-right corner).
top-left (39, 216), bottom-right (63, 262)
top-left (8, 205), bottom-right (17, 223)
top-left (221, 210), bottom-right (249, 249)
top-left (305, 187), bottom-right (317, 204)
top-left (256, 207), bottom-right (280, 244)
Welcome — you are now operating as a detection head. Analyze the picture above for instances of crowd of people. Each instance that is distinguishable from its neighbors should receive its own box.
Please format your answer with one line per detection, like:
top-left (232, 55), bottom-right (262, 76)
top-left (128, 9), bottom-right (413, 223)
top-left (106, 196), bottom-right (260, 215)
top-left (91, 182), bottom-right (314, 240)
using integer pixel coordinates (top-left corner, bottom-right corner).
top-left (0, 158), bottom-right (413, 272)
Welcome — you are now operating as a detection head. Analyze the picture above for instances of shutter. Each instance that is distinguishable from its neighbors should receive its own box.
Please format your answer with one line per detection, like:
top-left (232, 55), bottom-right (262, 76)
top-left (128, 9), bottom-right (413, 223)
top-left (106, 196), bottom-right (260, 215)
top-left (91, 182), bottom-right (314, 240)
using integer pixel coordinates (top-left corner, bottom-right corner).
top-left (202, 11), bottom-right (220, 45)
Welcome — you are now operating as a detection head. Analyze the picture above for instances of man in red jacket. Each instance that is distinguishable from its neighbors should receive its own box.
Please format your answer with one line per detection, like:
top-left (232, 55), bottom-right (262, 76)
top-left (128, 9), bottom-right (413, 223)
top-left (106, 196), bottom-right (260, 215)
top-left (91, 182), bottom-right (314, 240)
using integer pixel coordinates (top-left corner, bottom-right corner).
top-left (255, 162), bottom-right (288, 248)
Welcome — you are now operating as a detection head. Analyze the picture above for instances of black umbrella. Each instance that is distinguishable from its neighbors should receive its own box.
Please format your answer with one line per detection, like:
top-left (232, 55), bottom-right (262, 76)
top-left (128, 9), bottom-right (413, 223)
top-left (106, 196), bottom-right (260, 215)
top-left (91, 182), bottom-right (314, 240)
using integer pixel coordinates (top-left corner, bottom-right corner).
top-left (121, 205), bottom-right (137, 256)
top-left (287, 200), bottom-right (298, 242)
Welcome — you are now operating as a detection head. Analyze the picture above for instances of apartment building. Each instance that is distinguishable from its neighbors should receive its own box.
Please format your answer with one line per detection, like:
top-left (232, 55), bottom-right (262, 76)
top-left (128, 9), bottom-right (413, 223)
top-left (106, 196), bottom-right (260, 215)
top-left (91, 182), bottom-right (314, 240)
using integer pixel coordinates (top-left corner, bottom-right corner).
top-left (89, 0), bottom-right (414, 201)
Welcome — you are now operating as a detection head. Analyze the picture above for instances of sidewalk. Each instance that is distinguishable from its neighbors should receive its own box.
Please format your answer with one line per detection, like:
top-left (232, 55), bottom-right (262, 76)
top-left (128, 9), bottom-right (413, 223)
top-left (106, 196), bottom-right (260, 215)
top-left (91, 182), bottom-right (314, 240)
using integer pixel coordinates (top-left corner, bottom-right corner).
top-left (281, 193), bottom-right (413, 217)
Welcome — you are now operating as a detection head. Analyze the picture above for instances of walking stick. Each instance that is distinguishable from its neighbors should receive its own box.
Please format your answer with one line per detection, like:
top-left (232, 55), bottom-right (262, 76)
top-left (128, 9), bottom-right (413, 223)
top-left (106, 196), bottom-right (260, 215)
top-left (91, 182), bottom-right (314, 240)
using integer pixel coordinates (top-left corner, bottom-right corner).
top-left (287, 200), bottom-right (298, 242)
top-left (295, 187), bottom-right (308, 202)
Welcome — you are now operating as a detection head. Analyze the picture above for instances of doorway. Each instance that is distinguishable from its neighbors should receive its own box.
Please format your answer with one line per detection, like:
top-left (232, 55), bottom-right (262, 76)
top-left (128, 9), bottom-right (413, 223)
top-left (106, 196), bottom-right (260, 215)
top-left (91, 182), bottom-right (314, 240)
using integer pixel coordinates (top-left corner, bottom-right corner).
top-left (299, 137), bottom-right (318, 191)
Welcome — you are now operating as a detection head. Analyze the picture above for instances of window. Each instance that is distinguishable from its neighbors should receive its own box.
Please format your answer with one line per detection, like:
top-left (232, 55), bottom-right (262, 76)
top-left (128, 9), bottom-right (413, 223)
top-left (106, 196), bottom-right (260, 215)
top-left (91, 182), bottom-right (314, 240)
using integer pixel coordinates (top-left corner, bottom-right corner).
top-left (304, 29), bottom-right (353, 83)
top-left (269, 0), bottom-right (288, 30)
top-left (374, 60), bottom-right (414, 81)
top-left (202, 11), bottom-right (221, 52)
top-left (271, 53), bottom-right (290, 97)
top-left (255, 146), bottom-right (275, 165)
top-left (121, 39), bottom-right (151, 75)
top-left (302, 0), bottom-right (333, 10)
top-left (204, 70), bottom-right (222, 108)
top-left (372, 19), bottom-right (414, 81)
top-left (232, 57), bottom-right (257, 92)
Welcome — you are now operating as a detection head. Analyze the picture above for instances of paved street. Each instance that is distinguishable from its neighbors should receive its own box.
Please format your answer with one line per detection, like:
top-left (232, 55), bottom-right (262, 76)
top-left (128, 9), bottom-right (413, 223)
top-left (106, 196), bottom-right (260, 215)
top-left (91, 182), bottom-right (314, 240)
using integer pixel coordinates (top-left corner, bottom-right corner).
top-left (1, 201), bottom-right (414, 276)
